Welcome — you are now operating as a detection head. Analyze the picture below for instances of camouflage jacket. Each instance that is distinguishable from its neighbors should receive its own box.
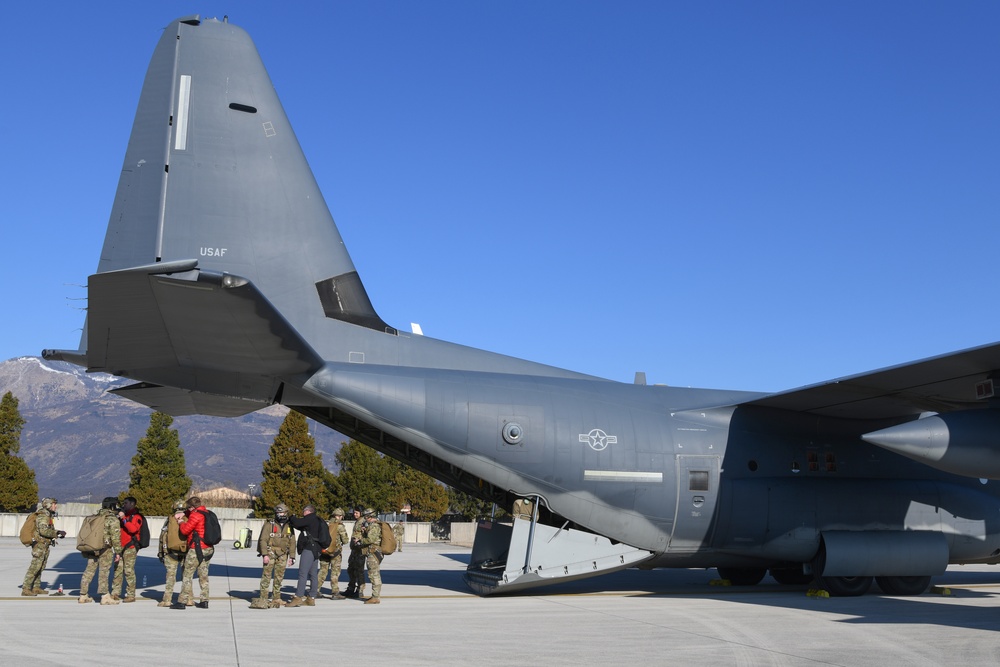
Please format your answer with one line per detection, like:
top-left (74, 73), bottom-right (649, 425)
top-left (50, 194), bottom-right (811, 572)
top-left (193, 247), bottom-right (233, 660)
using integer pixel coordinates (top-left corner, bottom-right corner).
top-left (100, 508), bottom-right (123, 555)
top-left (360, 519), bottom-right (382, 555)
top-left (350, 517), bottom-right (364, 549)
top-left (33, 508), bottom-right (58, 543)
top-left (257, 519), bottom-right (295, 558)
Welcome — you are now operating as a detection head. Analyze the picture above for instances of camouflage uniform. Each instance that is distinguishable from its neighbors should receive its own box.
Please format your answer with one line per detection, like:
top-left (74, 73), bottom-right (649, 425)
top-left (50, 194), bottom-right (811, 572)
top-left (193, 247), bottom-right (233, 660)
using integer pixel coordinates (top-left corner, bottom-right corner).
top-left (22, 499), bottom-right (61, 595)
top-left (179, 546), bottom-right (214, 604)
top-left (392, 522), bottom-right (405, 552)
top-left (360, 511), bottom-right (383, 602)
top-left (252, 512), bottom-right (295, 608)
top-left (79, 508), bottom-right (122, 603)
top-left (346, 510), bottom-right (366, 596)
top-left (317, 509), bottom-right (350, 596)
top-left (157, 501), bottom-right (188, 607)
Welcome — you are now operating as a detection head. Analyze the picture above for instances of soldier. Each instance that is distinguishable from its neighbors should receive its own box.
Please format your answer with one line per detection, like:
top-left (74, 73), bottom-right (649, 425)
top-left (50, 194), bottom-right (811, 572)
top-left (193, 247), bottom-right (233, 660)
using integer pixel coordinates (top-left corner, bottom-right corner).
top-left (112, 496), bottom-right (145, 602)
top-left (392, 521), bottom-right (405, 552)
top-left (172, 496), bottom-right (212, 609)
top-left (359, 508), bottom-right (383, 604)
top-left (157, 499), bottom-right (188, 607)
top-left (318, 507), bottom-right (350, 598)
top-left (21, 497), bottom-right (65, 596)
top-left (344, 507), bottom-right (366, 598)
top-left (79, 497), bottom-right (122, 605)
top-left (512, 497), bottom-right (534, 520)
top-left (251, 503), bottom-right (296, 609)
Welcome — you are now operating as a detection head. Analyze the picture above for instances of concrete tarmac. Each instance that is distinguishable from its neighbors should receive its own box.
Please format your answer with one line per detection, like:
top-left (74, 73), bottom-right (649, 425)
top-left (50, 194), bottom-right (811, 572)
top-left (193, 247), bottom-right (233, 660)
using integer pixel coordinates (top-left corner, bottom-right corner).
top-left (1, 537), bottom-right (999, 666)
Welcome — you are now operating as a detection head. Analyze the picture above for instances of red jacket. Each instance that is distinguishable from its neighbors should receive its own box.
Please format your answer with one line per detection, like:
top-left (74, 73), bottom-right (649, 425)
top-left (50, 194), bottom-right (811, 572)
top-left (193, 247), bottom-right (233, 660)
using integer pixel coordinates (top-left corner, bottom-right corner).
top-left (120, 510), bottom-right (144, 549)
top-left (179, 506), bottom-right (207, 548)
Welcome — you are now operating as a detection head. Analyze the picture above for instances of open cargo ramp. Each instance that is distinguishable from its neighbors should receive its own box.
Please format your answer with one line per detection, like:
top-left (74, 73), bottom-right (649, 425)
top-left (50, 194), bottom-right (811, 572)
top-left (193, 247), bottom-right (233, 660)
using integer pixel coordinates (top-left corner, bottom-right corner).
top-left (465, 517), bottom-right (655, 595)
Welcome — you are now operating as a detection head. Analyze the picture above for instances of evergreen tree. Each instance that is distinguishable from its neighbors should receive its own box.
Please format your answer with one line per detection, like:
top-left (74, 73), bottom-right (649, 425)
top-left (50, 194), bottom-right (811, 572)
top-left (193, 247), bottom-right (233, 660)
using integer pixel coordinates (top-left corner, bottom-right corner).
top-left (0, 391), bottom-right (37, 512)
top-left (331, 439), bottom-right (449, 520)
top-left (125, 411), bottom-right (192, 515)
top-left (448, 487), bottom-right (506, 521)
top-left (257, 410), bottom-right (330, 518)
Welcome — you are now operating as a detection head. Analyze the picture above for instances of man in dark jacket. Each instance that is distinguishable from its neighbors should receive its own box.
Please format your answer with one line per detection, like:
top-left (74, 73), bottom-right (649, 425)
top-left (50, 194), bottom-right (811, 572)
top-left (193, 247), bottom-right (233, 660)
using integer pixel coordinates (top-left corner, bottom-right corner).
top-left (113, 496), bottom-right (144, 602)
top-left (287, 505), bottom-right (323, 607)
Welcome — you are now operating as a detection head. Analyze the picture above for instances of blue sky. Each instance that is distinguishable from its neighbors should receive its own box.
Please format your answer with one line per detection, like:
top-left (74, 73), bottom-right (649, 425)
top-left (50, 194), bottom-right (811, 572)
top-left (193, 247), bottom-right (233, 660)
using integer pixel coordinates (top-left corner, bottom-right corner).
top-left (3, 2), bottom-right (998, 393)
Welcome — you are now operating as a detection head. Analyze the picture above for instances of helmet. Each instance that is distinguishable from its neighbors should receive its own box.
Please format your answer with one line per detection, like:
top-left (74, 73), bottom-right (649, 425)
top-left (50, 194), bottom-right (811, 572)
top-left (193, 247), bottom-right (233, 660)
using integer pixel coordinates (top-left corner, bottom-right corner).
top-left (363, 508), bottom-right (376, 517)
top-left (333, 508), bottom-right (345, 517)
top-left (102, 497), bottom-right (119, 510)
top-left (171, 500), bottom-right (186, 512)
top-left (40, 497), bottom-right (57, 510)
top-left (274, 503), bottom-right (288, 514)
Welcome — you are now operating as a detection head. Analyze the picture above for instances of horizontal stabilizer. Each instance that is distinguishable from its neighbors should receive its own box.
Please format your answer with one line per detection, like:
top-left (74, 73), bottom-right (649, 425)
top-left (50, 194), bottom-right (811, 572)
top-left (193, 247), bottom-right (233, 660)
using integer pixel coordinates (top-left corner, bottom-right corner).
top-left (111, 382), bottom-right (269, 417)
top-left (86, 265), bottom-right (324, 411)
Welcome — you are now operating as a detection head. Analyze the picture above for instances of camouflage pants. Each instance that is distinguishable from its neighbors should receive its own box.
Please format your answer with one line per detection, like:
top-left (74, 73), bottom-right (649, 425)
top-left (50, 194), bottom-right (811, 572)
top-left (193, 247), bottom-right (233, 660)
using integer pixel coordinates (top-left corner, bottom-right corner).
top-left (163, 551), bottom-right (185, 601)
top-left (365, 552), bottom-right (382, 598)
top-left (81, 548), bottom-right (115, 596)
top-left (112, 547), bottom-right (137, 598)
top-left (259, 554), bottom-right (288, 599)
top-left (22, 542), bottom-right (51, 591)
top-left (317, 551), bottom-right (343, 594)
top-left (347, 547), bottom-right (365, 592)
top-left (180, 546), bottom-right (213, 603)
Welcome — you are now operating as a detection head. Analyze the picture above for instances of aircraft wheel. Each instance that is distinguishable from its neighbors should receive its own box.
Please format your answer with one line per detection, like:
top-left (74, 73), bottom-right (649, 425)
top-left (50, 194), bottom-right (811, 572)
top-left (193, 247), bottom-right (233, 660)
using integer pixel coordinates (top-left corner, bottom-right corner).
top-left (769, 567), bottom-right (814, 585)
top-left (875, 575), bottom-right (931, 596)
top-left (820, 575), bottom-right (872, 596)
top-left (717, 567), bottom-right (767, 586)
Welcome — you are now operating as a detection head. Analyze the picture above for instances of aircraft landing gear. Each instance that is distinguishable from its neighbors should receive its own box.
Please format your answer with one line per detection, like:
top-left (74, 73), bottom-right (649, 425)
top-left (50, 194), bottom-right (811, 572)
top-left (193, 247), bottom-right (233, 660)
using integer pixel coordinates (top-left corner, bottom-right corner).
top-left (820, 575), bottom-right (872, 596)
top-left (717, 567), bottom-right (767, 586)
top-left (875, 575), bottom-right (931, 596)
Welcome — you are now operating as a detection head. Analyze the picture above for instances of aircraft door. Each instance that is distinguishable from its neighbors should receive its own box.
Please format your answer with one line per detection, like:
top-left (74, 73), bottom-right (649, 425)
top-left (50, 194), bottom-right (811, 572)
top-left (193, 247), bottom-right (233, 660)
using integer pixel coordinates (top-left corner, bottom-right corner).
top-left (668, 455), bottom-right (721, 552)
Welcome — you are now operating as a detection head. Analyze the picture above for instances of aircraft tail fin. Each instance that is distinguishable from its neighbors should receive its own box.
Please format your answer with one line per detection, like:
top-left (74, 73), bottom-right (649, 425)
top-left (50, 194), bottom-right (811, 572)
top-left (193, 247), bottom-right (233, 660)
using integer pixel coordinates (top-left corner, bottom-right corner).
top-left (96, 16), bottom-right (391, 352)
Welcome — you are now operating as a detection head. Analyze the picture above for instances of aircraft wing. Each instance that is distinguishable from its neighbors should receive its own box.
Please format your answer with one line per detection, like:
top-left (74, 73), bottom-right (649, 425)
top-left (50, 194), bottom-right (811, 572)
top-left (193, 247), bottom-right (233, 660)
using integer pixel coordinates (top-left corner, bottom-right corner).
top-left (743, 341), bottom-right (1000, 419)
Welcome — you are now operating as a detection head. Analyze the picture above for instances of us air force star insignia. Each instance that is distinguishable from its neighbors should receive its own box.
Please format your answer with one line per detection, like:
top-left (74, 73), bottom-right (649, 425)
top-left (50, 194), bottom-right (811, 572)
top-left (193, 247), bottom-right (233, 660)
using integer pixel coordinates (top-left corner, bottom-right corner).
top-left (579, 428), bottom-right (617, 451)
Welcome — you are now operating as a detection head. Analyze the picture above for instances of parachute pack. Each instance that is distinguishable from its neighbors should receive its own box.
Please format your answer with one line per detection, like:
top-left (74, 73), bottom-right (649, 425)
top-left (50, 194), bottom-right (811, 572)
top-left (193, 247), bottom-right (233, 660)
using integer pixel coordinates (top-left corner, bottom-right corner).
top-left (77, 514), bottom-right (107, 553)
top-left (19, 511), bottom-right (39, 546)
top-left (379, 521), bottom-right (396, 555)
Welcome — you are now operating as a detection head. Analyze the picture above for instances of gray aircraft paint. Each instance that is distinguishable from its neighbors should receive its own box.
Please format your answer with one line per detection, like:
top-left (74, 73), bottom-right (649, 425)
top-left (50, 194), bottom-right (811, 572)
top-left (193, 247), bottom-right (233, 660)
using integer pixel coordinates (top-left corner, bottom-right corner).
top-left (45, 16), bottom-right (1000, 595)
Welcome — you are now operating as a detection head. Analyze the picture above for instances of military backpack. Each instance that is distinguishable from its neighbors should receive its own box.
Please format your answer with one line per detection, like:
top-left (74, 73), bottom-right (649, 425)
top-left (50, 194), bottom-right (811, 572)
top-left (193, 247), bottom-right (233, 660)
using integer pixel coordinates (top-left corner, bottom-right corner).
top-left (164, 516), bottom-right (188, 553)
top-left (198, 509), bottom-right (222, 546)
top-left (77, 514), bottom-right (108, 553)
top-left (18, 511), bottom-right (39, 546)
top-left (379, 520), bottom-right (396, 555)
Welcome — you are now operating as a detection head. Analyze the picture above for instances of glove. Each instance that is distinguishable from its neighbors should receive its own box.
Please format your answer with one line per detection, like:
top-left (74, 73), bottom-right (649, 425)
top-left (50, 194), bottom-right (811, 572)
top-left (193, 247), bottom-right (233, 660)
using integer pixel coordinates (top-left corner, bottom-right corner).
top-left (56, 530), bottom-right (67, 539)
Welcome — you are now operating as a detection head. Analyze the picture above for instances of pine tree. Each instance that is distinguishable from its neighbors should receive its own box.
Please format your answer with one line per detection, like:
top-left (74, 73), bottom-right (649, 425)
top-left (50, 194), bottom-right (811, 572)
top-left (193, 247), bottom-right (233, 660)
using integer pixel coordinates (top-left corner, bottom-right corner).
top-left (0, 391), bottom-right (38, 512)
top-left (125, 411), bottom-right (192, 515)
top-left (257, 410), bottom-right (330, 518)
top-left (331, 439), bottom-right (448, 520)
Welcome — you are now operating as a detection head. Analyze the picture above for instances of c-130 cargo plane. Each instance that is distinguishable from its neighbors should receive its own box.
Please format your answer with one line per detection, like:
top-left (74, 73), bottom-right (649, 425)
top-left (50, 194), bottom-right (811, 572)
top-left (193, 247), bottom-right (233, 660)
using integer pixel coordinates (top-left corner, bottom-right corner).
top-left (45, 15), bottom-right (1000, 596)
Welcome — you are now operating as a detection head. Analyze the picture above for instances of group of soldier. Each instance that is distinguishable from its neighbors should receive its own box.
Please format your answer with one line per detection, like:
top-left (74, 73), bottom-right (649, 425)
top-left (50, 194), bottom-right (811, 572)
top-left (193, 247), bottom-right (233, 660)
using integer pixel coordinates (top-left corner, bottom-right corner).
top-left (253, 504), bottom-right (389, 608)
top-left (20, 496), bottom-right (400, 608)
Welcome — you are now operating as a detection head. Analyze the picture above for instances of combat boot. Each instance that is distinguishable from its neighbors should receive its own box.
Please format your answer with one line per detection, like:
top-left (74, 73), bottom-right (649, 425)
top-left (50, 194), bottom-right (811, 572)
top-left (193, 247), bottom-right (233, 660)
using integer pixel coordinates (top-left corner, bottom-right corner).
top-left (364, 597), bottom-right (381, 604)
top-left (269, 597), bottom-right (286, 608)
top-left (78, 595), bottom-right (94, 604)
top-left (123, 596), bottom-right (136, 603)
top-left (285, 596), bottom-right (304, 607)
top-left (195, 600), bottom-right (209, 609)
top-left (304, 596), bottom-right (316, 606)
top-left (157, 600), bottom-right (172, 607)
top-left (101, 595), bottom-right (121, 605)
top-left (20, 588), bottom-right (36, 597)
top-left (32, 588), bottom-right (49, 595)
top-left (250, 597), bottom-right (269, 609)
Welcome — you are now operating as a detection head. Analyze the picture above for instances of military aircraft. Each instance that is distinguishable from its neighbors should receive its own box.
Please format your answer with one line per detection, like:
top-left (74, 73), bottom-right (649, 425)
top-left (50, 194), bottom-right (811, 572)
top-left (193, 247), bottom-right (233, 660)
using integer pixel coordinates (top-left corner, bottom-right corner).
top-left (44, 15), bottom-right (1000, 596)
